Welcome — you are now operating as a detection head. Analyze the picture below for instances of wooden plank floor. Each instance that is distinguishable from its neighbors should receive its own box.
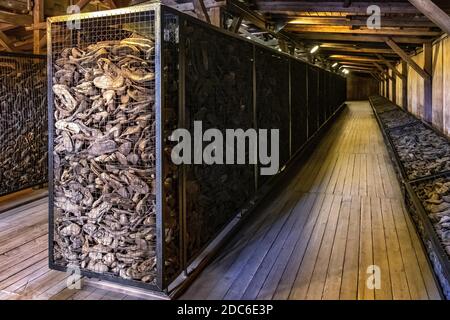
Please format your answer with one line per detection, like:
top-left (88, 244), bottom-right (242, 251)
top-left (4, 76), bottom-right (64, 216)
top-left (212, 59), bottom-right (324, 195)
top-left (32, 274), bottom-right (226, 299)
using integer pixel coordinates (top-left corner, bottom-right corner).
top-left (0, 101), bottom-right (441, 300)
top-left (181, 101), bottom-right (441, 300)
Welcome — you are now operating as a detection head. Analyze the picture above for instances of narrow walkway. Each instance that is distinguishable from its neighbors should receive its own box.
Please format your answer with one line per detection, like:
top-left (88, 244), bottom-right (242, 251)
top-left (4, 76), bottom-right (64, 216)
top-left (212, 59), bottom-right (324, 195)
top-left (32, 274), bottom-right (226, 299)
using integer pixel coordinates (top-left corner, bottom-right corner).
top-left (182, 101), bottom-right (442, 300)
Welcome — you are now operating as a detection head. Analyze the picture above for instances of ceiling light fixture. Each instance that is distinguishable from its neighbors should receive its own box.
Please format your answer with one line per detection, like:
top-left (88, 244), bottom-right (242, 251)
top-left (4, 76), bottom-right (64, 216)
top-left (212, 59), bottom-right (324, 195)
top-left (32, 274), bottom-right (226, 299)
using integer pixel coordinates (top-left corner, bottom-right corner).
top-left (310, 45), bottom-right (320, 54)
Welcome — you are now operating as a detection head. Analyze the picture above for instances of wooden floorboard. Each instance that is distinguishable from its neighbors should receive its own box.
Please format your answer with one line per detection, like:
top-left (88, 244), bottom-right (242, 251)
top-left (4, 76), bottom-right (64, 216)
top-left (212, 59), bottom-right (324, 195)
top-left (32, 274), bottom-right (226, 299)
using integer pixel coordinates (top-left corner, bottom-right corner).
top-left (0, 101), bottom-right (442, 300)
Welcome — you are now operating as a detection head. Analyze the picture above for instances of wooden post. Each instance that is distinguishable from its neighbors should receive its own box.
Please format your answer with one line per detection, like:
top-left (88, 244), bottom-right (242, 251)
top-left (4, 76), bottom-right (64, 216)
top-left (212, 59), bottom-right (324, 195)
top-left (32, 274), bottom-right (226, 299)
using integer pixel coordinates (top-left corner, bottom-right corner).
top-left (424, 41), bottom-right (433, 123)
top-left (391, 69), bottom-right (396, 104)
top-left (279, 39), bottom-right (288, 53)
top-left (33, 0), bottom-right (44, 54)
top-left (402, 61), bottom-right (408, 110)
top-left (386, 74), bottom-right (390, 99)
top-left (209, 7), bottom-right (222, 28)
top-left (230, 15), bottom-right (242, 33)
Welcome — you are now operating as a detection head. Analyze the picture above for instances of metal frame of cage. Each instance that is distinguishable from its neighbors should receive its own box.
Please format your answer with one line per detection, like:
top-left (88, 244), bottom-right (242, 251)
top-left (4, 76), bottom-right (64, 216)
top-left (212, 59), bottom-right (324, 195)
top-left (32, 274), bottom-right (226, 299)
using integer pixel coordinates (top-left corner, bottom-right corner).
top-left (47, 3), bottom-right (347, 296)
top-left (0, 52), bottom-right (47, 198)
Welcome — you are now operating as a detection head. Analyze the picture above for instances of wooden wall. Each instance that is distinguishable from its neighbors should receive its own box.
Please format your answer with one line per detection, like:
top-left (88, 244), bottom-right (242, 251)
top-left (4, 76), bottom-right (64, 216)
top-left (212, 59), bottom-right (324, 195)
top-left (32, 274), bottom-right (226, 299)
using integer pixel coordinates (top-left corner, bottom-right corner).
top-left (347, 74), bottom-right (379, 101)
top-left (389, 36), bottom-right (450, 135)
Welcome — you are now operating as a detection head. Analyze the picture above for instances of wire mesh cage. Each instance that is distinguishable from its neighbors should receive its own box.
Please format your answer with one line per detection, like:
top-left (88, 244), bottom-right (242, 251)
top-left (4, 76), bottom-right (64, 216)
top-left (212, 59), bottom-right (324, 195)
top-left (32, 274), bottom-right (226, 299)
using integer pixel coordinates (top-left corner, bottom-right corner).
top-left (256, 48), bottom-right (290, 187)
top-left (183, 17), bottom-right (255, 262)
top-left (48, 4), bottom-right (171, 291)
top-left (48, 3), bottom-right (347, 294)
top-left (307, 66), bottom-right (319, 138)
top-left (291, 59), bottom-right (308, 155)
top-left (0, 53), bottom-right (47, 197)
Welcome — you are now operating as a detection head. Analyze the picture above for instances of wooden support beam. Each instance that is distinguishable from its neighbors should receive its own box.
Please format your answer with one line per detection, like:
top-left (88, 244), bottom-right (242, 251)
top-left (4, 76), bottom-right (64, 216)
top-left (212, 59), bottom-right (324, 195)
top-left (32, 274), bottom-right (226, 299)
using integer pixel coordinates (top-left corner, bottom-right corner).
top-left (385, 38), bottom-right (430, 80)
top-left (76, 0), bottom-right (93, 11)
top-left (423, 41), bottom-right (433, 122)
top-left (376, 54), bottom-right (405, 79)
top-left (402, 60), bottom-right (408, 109)
top-left (295, 33), bottom-right (430, 44)
top-left (0, 10), bottom-right (32, 26)
top-left (230, 15), bottom-right (242, 33)
top-left (391, 69), bottom-right (397, 103)
top-left (0, 30), bottom-right (13, 51)
top-left (193, 0), bottom-right (211, 24)
top-left (278, 39), bottom-right (288, 52)
top-left (408, 0), bottom-right (450, 34)
top-left (255, 1), bottom-right (427, 14)
top-left (285, 25), bottom-right (441, 37)
top-left (33, 0), bottom-right (44, 54)
top-left (209, 7), bottom-right (222, 28)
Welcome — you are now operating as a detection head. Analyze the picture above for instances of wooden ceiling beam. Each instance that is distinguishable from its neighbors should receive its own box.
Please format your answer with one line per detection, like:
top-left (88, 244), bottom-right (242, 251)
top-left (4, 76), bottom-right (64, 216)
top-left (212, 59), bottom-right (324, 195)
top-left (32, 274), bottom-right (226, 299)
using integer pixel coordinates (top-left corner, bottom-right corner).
top-left (385, 37), bottom-right (430, 80)
top-left (337, 61), bottom-right (377, 67)
top-left (294, 33), bottom-right (430, 44)
top-left (320, 46), bottom-right (397, 56)
top-left (284, 16), bottom-right (437, 28)
top-left (285, 25), bottom-right (441, 37)
top-left (255, 1), bottom-right (435, 14)
top-left (0, 10), bottom-right (32, 26)
top-left (328, 54), bottom-right (394, 62)
top-left (342, 65), bottom-right (375, 71)
top-left (408, 0), bottom-right (450, 34)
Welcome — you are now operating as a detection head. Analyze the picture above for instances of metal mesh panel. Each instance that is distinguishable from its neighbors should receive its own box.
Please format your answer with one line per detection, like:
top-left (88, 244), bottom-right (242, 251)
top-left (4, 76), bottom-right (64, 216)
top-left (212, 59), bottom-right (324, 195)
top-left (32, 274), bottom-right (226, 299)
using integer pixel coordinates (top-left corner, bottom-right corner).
top-left (256, 48), bottom-right (290, 187)
top-left (183, 19), bottom-right (255, 262)
top-left (291, 59), bottom-right (308, 155)
top-left (326, 72), bottom-right (332, 120)
top-left (0, 54), bottom-right (47, 197)
top-left (318, 69), bottom-right (326, 127)
top-left (162, 11), bottom-right (182, 283)
top-left (308, 66), bottom-right (319, 137)
top-left (49, 9), bottom-right (161, 288)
